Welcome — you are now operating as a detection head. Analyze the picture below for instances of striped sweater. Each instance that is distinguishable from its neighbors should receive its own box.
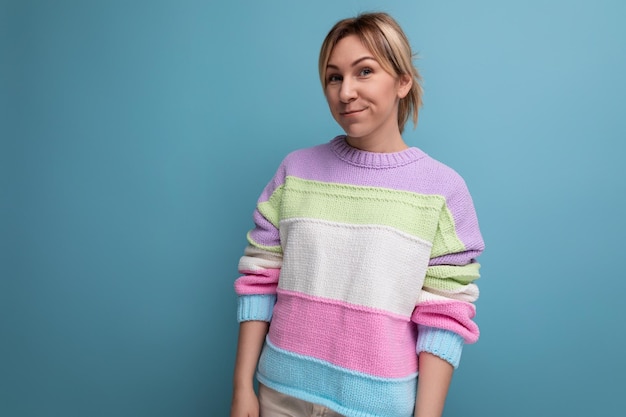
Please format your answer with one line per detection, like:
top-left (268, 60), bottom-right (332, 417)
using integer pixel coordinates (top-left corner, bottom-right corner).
top-left (234, 136), bottom-right (484, 417)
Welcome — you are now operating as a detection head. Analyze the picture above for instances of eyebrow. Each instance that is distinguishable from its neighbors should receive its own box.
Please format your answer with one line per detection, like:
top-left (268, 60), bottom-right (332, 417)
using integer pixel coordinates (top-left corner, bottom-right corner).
top-left (326, 56), bottom-right (376, 69)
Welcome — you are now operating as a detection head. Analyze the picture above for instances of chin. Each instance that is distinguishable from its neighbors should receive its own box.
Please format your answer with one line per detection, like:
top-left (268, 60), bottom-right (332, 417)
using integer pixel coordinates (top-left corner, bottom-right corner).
top-left (335, 119), bottom-right (365, 137)
top-left (344, 131), bottom-right (371, 141)
top-left (340, 125), bottom-right (367, 138)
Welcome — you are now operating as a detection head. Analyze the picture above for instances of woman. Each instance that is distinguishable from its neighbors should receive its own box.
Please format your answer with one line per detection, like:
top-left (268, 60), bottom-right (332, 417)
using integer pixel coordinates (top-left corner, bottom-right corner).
top-left (231, 12), bottom-right (484, 417)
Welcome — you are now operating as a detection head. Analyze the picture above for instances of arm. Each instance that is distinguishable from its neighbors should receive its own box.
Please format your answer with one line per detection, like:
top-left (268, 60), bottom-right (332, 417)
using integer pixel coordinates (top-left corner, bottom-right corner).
top-left (230, 320), bottom-right (270, 417)
top-left (413, 175), bottom-right (484, 357)
top-left (412, 176), bottom-right (485, 414)
top-left (231, 257), bottom-right (280, 417)
top-left (231, 168), bottom-right (286, 417)
top-left (414, 352), bottom-right (454, 417)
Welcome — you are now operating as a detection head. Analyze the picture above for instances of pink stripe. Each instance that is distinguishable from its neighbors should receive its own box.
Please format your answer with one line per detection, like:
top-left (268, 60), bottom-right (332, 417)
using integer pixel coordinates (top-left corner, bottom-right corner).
top-left (411, 300), bottom-right (479, 343)
top-left (234, 269), bottom-right (280, 295)
top-left (269, 289), bottom-right (418, 378)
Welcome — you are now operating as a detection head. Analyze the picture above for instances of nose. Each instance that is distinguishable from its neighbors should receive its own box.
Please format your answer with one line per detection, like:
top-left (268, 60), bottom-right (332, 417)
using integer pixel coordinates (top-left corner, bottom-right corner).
top-left (339, 78), bottom-right (357, 103)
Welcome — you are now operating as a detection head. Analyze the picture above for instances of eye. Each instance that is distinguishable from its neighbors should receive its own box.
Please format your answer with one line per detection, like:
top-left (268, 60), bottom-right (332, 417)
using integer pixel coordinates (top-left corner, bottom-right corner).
top-left (359, 67), bottom-right (373, 77)
top-left (327, 74), bottom-right (342, 83)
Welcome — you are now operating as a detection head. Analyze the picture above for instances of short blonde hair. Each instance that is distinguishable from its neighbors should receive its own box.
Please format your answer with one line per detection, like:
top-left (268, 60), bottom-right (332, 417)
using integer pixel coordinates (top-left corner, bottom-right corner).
top-left (319, 12), bottom-right (423, 132)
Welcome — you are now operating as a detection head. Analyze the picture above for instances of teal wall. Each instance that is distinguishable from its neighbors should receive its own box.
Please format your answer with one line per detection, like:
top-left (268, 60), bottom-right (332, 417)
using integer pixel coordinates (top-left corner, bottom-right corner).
top-left (2, 1), bottom-right (625, 416)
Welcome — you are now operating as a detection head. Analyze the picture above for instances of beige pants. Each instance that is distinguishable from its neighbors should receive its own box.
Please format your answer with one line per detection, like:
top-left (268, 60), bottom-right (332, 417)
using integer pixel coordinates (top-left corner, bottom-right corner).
top-left (258, 384), bottom-right (346, 417)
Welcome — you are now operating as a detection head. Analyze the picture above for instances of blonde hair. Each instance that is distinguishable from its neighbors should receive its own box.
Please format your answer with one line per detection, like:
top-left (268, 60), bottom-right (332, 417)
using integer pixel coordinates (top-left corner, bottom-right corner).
top-left (319, 12), bottom-right (423, 133)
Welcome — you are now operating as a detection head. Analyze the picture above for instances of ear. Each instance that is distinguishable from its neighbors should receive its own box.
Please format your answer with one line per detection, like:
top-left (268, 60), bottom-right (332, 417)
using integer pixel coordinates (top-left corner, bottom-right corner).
top-left (397, 74), bottom-right (413, 99)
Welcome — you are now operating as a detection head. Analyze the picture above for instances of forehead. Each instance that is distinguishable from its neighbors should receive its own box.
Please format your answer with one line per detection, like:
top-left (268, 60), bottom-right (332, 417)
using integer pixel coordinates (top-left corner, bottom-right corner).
top-left (327, 35), bottom-right (373, 65)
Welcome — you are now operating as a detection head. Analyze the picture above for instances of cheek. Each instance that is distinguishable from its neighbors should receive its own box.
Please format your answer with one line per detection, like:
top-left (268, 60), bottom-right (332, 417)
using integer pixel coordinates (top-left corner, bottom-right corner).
top-left (324, 93), bottom-right (339, 110)
top-left (323, 89), bottom-right (332, 102)
top-left (375, 86), bottom-right (400, 105)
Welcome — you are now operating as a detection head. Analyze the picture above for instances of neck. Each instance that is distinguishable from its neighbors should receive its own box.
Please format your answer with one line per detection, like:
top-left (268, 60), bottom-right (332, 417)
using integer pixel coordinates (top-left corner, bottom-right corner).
top-left (345, 133), bottom-right (408, 153)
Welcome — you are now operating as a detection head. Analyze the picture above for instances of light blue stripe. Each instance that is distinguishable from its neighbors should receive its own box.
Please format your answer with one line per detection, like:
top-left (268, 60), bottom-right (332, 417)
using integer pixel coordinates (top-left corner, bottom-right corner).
top-left (237, 295), bottom-right (276, 322)
top-left (416, 325), bottom-right (464, 368)
top-left (257, 338), bottom-right (417, 417)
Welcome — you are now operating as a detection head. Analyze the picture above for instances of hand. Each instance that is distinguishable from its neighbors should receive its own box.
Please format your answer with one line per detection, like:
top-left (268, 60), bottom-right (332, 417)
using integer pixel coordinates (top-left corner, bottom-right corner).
top-left (230, 386), bottom-right (259, 417)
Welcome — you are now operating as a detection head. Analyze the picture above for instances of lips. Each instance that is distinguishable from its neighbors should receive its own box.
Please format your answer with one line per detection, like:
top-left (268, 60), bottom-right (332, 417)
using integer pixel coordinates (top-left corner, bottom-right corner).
top-left (340, 108), bottom-right (366, 116)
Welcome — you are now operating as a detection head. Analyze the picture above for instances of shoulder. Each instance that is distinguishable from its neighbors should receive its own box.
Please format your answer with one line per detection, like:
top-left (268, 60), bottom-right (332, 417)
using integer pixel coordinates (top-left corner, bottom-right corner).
top-left (272, 137), bottom-right (340, 180)
top-left (281, 140), bottom-right (335, 167)
top-left (411, 151), bottom-right (471, 200)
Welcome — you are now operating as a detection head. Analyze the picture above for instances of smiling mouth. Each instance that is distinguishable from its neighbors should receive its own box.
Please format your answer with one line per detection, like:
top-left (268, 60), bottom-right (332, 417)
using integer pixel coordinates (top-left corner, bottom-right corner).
top-left (341, 109), bottom-right (366, 116)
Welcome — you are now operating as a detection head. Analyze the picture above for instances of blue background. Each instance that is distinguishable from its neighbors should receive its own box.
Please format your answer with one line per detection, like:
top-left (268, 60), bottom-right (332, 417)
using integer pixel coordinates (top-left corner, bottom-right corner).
top-left (2, 1), bottom-right (625, 416)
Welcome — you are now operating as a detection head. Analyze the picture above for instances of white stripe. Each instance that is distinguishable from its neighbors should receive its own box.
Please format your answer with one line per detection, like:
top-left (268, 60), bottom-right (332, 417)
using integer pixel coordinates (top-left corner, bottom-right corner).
top-left (278, 218), bottom-right (432, 316)
top-left (238, 245), bottom-right (283, 271)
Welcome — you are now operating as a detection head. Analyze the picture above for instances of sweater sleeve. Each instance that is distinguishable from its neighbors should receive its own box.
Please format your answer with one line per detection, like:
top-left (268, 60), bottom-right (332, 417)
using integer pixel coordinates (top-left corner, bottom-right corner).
top-left (233, 167), bottom-right (286, 322)
top-left (411, 176), bottom-right (485, 368)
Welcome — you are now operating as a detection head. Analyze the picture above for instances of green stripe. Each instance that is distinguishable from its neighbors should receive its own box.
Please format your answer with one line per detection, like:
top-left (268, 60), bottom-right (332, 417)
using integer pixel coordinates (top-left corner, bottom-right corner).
top-left (254, 176), bottom-right (469, 255)
top-left (430, 205), bottom-right (466, 258)
top-left (424, 263), bottom-right (481, 291)
top-left (280, 176), bottom-right (445, 241)
top-left (257, 185), bottom-right (284, 228)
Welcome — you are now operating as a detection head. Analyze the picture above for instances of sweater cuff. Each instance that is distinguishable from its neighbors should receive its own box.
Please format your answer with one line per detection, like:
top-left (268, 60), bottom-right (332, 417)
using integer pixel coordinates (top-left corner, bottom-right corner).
top-left (416, 325), bottom-right (464, 369)
top-left (237, 294), bottom-right (276, 322)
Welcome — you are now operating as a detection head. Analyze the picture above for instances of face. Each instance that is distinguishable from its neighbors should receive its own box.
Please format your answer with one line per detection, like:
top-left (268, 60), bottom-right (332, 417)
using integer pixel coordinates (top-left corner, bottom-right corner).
top-left (324, 35), bottom-right (412, 151)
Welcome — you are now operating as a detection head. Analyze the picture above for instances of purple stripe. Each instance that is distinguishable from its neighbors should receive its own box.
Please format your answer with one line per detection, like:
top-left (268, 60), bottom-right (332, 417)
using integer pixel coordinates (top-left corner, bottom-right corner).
top-left (249, 211), bottom-right (280, 247)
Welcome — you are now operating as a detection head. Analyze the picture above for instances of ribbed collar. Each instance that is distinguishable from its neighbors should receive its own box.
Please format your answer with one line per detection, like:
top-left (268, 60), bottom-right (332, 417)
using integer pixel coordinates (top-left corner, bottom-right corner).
top-left (330, 135), bottom-right (426, 169)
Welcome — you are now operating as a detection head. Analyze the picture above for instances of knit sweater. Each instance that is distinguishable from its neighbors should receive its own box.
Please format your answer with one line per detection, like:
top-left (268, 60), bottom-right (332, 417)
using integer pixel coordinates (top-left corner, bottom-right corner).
top-left (234, 136), bottom-right (484, 417)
